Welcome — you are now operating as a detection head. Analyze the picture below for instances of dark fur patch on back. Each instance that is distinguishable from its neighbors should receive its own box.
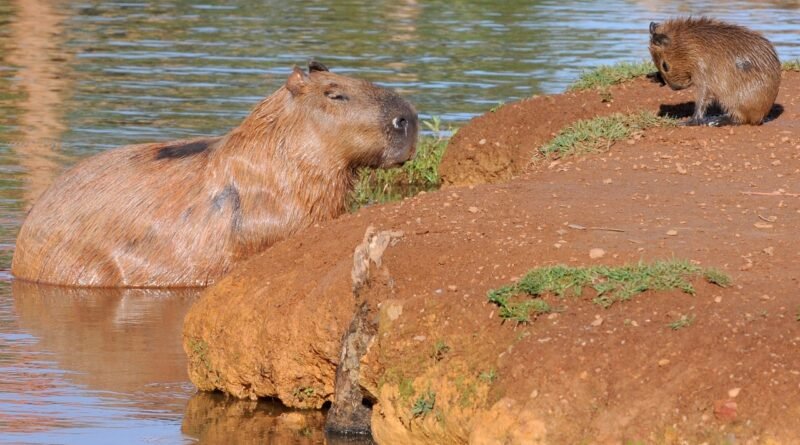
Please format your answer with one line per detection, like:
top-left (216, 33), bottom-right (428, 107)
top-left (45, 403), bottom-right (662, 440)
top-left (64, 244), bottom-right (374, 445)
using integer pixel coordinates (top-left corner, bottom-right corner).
top-left (211, 184), bottom-right (242, 231)
top-left (736, 58), bottom-right (754, 72)
top-left (156, 140), bottom-right (211, 160)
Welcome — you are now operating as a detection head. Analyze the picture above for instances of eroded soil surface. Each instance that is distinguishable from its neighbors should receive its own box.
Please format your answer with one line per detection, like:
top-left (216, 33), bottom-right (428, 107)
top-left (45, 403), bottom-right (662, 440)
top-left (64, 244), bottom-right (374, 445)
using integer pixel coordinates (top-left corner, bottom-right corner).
top-left (185, 72), bottom-right (800, 444)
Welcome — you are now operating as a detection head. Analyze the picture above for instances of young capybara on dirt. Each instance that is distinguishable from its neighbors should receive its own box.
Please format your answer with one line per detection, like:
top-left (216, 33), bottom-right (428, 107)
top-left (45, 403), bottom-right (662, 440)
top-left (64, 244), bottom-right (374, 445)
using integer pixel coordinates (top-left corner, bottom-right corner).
top-left (648, 17), bottom-right (781, 126)
top-left (12, 61), bottom-right (418, 287)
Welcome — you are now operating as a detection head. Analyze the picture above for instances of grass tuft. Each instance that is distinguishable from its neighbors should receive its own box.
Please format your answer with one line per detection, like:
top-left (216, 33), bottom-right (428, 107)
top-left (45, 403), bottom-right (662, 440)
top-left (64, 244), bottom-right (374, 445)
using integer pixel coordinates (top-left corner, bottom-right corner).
top-left (782, 59), bottom-right (800, 71)
top-left (350, 117), bottom-right (450, 209)
top-left (538, 111), bottom-right (677, 159)
top-left (478, 369), bottom-right (498, 384)
top-left (704, 268), bottom-right (731, 288)
top-left (568, 61), bottom-right (656, 91)
top-left (411, 389), bottom-right (436, 419)
top-left (487, 260), bottom-right (731, 323)
top-left (667, 314), bottom-right (695, 330)
top-left (431, 340), bottom-right (451, 362)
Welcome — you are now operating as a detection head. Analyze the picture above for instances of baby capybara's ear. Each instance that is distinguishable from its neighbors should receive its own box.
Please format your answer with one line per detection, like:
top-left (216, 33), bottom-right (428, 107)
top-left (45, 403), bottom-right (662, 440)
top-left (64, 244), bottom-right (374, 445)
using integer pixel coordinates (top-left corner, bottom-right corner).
top-left (308, 60), bottom-right (329, 73)
top-left (286, 66), bottom-right (309, 96)
top-left (649, 21), bottom-right (670, 46)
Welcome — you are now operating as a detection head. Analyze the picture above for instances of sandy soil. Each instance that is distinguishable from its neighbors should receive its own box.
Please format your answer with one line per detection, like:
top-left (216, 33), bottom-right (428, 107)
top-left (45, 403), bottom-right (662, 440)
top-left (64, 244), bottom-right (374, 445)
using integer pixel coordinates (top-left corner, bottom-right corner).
top-left (184, 71), bottom-right (800, 444)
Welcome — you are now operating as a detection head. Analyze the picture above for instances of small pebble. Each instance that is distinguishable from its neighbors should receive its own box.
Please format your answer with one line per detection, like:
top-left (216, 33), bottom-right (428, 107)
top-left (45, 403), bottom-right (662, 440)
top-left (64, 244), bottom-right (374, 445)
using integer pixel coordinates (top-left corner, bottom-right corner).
top-left (589, 248), bottom-right (606, 259)
top-left (666, 229), bottom-right (678, 236)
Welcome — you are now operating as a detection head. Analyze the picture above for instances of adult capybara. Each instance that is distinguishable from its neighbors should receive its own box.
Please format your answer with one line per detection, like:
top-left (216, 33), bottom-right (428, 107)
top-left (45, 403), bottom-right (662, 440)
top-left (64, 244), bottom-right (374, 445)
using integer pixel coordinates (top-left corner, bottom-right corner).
top-left (12, 61), bottom-right (418, 287)
top-left (649, 17), bottom-right (781, 125)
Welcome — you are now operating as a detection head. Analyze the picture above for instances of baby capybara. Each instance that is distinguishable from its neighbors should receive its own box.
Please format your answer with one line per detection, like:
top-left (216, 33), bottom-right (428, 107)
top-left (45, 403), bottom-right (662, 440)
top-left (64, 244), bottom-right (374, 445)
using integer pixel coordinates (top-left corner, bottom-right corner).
top-left (12, 61), bottom-right (418, 287)
top-left (649, 17), bottom-right (781, 125)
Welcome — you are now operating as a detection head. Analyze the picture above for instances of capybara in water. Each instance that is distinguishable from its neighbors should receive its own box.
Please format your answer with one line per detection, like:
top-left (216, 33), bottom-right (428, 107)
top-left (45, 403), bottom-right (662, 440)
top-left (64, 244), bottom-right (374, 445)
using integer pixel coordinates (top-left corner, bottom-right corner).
top-left (648, 17), bottom-right (781, 126)
top-left (12, 61), bottom-right (418, 287)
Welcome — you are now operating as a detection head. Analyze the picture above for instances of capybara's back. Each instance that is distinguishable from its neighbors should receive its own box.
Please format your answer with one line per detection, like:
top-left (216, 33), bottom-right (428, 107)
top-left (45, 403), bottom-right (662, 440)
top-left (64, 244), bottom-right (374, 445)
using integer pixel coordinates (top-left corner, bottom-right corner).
top-left (12, 62), bottom-right (418, 287)
top-left (649, 17), bottom-right (780, 125)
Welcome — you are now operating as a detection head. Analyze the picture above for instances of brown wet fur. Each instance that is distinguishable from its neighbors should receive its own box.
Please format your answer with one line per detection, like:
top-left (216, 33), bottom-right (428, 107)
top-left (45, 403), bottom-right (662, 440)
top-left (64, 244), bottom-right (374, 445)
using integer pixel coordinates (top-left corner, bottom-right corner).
top-left (11, 62), bottom-right (418, 287)
top-left (649, 17), bottom-right (781, 125)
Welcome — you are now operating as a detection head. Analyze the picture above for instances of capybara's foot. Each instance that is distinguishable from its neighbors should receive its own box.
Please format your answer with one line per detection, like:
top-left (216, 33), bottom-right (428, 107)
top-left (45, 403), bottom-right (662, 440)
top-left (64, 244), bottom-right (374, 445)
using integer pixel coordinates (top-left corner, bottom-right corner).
top-left (682, 115), bottom-right (734, 127)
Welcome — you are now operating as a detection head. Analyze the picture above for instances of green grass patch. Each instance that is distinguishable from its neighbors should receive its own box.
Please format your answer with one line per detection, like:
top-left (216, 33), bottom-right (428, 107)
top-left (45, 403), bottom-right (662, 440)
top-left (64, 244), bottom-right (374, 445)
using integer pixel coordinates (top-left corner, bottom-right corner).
top-left (782, 59), bottom-right (800, 71)
top-left (478, 369), bottom-right (498, 384)
top-left (188, 338), bottom-right (212, 371)
top-left (568, 61), bottom-right (656, 91)
top-left (399, 378), bottom-right (415, 401)
top-left (431, 339), bottom-right (450, 362)
top-left (411, 389), bottom-right (436, 419)
top-left (667, 314), bottom-right (695, 330)
top-left (350, 117), bottom-right (450, 209)
top-left (538, 111), bottom-right (677, 159)
top-left (703, 268), bottom-right (731, 288)
top-left (292, 386), bottom-right (315, 401)
top-left (487, 261), bottom-right (731, 323)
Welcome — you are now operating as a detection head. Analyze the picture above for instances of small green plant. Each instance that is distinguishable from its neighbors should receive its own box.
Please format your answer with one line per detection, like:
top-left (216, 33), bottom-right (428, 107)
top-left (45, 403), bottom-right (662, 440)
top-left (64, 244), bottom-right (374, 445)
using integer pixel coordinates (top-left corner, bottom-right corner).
top-left (479, 369), bottom-right (498, 384)
top-left (351, 117), bottom-right (450, 209)
top-left (490, 101), bottom-right (505, 112)
top-left (299, 426), bottom-right (313, 437)
top-left (293, 386), bottom-right (315, 401)
top-left (667, 314), bottom-right (695, 330)
top-left (704, 269), bottom-right (731, 288)
top-left (487, 261), bottom-right (731, 323)
top-left (538, 111), bottom-right (677, 159)
top-left (398, 378), bottom-right (415, 401)
top-left (782, 59), bottom-right (800, 71)
top-left (411, 389), bottom-right (436, 419)
top-left (431, 340), bottom-right (451, 362)
top-left (189, 338), bottom-right (212, 371)
top-left (488, 285), bottom-right (552, 323)
top-left (568, 61), bottom-right (655, 91)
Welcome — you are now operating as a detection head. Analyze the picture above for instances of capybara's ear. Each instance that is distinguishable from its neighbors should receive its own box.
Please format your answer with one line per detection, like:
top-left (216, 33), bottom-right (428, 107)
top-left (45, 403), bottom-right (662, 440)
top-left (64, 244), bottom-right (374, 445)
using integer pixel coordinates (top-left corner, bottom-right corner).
top-left (286, 66), bottom-right (308, 96)
top-left (651, 32), bottom-right (670, 46)
top-left (308, 60), bottom-right (329, 73)
top-left (649, 21), bottom-right (659, 35)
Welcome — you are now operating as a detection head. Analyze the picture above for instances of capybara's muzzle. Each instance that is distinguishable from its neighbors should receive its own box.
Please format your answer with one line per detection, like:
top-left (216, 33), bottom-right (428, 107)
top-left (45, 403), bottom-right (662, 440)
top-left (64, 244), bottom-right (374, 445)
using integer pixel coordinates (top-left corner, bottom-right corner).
top-left (382, 104), bottom-right (419, 168)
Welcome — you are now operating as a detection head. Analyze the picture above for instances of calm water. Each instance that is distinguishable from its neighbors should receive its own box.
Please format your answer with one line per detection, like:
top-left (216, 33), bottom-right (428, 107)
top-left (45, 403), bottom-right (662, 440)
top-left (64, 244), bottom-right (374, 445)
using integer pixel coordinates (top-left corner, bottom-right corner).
top-left (0, 1), bottom-right (798, 443)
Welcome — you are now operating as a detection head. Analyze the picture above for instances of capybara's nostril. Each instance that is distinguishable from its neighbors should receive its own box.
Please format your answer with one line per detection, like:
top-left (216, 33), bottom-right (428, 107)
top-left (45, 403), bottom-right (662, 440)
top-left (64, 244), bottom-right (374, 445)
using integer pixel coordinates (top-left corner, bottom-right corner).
top-left (392, 117), bottom-right (408, 131)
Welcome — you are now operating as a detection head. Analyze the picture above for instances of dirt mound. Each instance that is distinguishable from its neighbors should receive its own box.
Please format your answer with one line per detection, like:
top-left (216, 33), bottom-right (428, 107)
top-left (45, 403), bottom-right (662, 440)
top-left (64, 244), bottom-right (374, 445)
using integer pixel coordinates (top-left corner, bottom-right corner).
top-left (184, 72), bottom-right (800, 444)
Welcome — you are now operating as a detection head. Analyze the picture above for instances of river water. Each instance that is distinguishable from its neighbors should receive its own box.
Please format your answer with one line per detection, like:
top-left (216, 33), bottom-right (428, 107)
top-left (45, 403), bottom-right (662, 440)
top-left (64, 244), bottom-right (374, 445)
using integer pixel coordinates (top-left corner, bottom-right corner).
top-left (0, 1), bottom-right (798, 443)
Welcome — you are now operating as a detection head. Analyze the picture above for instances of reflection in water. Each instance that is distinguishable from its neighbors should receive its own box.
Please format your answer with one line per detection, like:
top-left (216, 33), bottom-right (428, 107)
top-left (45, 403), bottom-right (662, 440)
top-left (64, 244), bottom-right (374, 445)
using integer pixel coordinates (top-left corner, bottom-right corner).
top-left (5, 0), bottom-right (73, 207)
top-left (183, 392), bottom-right (376, 445)
top-left (3, 282), bottom-right (200, 442)
top-left (12, 282), bottom-right (197, 396)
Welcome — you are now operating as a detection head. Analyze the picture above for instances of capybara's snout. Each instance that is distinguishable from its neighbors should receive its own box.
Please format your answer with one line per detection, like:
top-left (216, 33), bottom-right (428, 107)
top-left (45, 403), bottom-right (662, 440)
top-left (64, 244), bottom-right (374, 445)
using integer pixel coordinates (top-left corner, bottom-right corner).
top-left (381, 96), bottom-right (419, 168)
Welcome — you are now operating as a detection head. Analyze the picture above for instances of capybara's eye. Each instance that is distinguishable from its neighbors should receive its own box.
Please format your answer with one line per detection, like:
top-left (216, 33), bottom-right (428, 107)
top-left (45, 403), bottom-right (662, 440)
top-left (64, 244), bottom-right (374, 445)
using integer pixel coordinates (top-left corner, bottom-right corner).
top-left (661, 60), bottom-right (670, 73)
top-left (325, 90), bottom-right (348, 101)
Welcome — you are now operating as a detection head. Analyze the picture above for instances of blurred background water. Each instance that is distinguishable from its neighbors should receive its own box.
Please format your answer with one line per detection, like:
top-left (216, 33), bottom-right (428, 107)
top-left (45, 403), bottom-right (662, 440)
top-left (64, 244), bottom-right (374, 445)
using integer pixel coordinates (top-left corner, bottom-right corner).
top-left (0, 1), bottom-right (798, 443)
